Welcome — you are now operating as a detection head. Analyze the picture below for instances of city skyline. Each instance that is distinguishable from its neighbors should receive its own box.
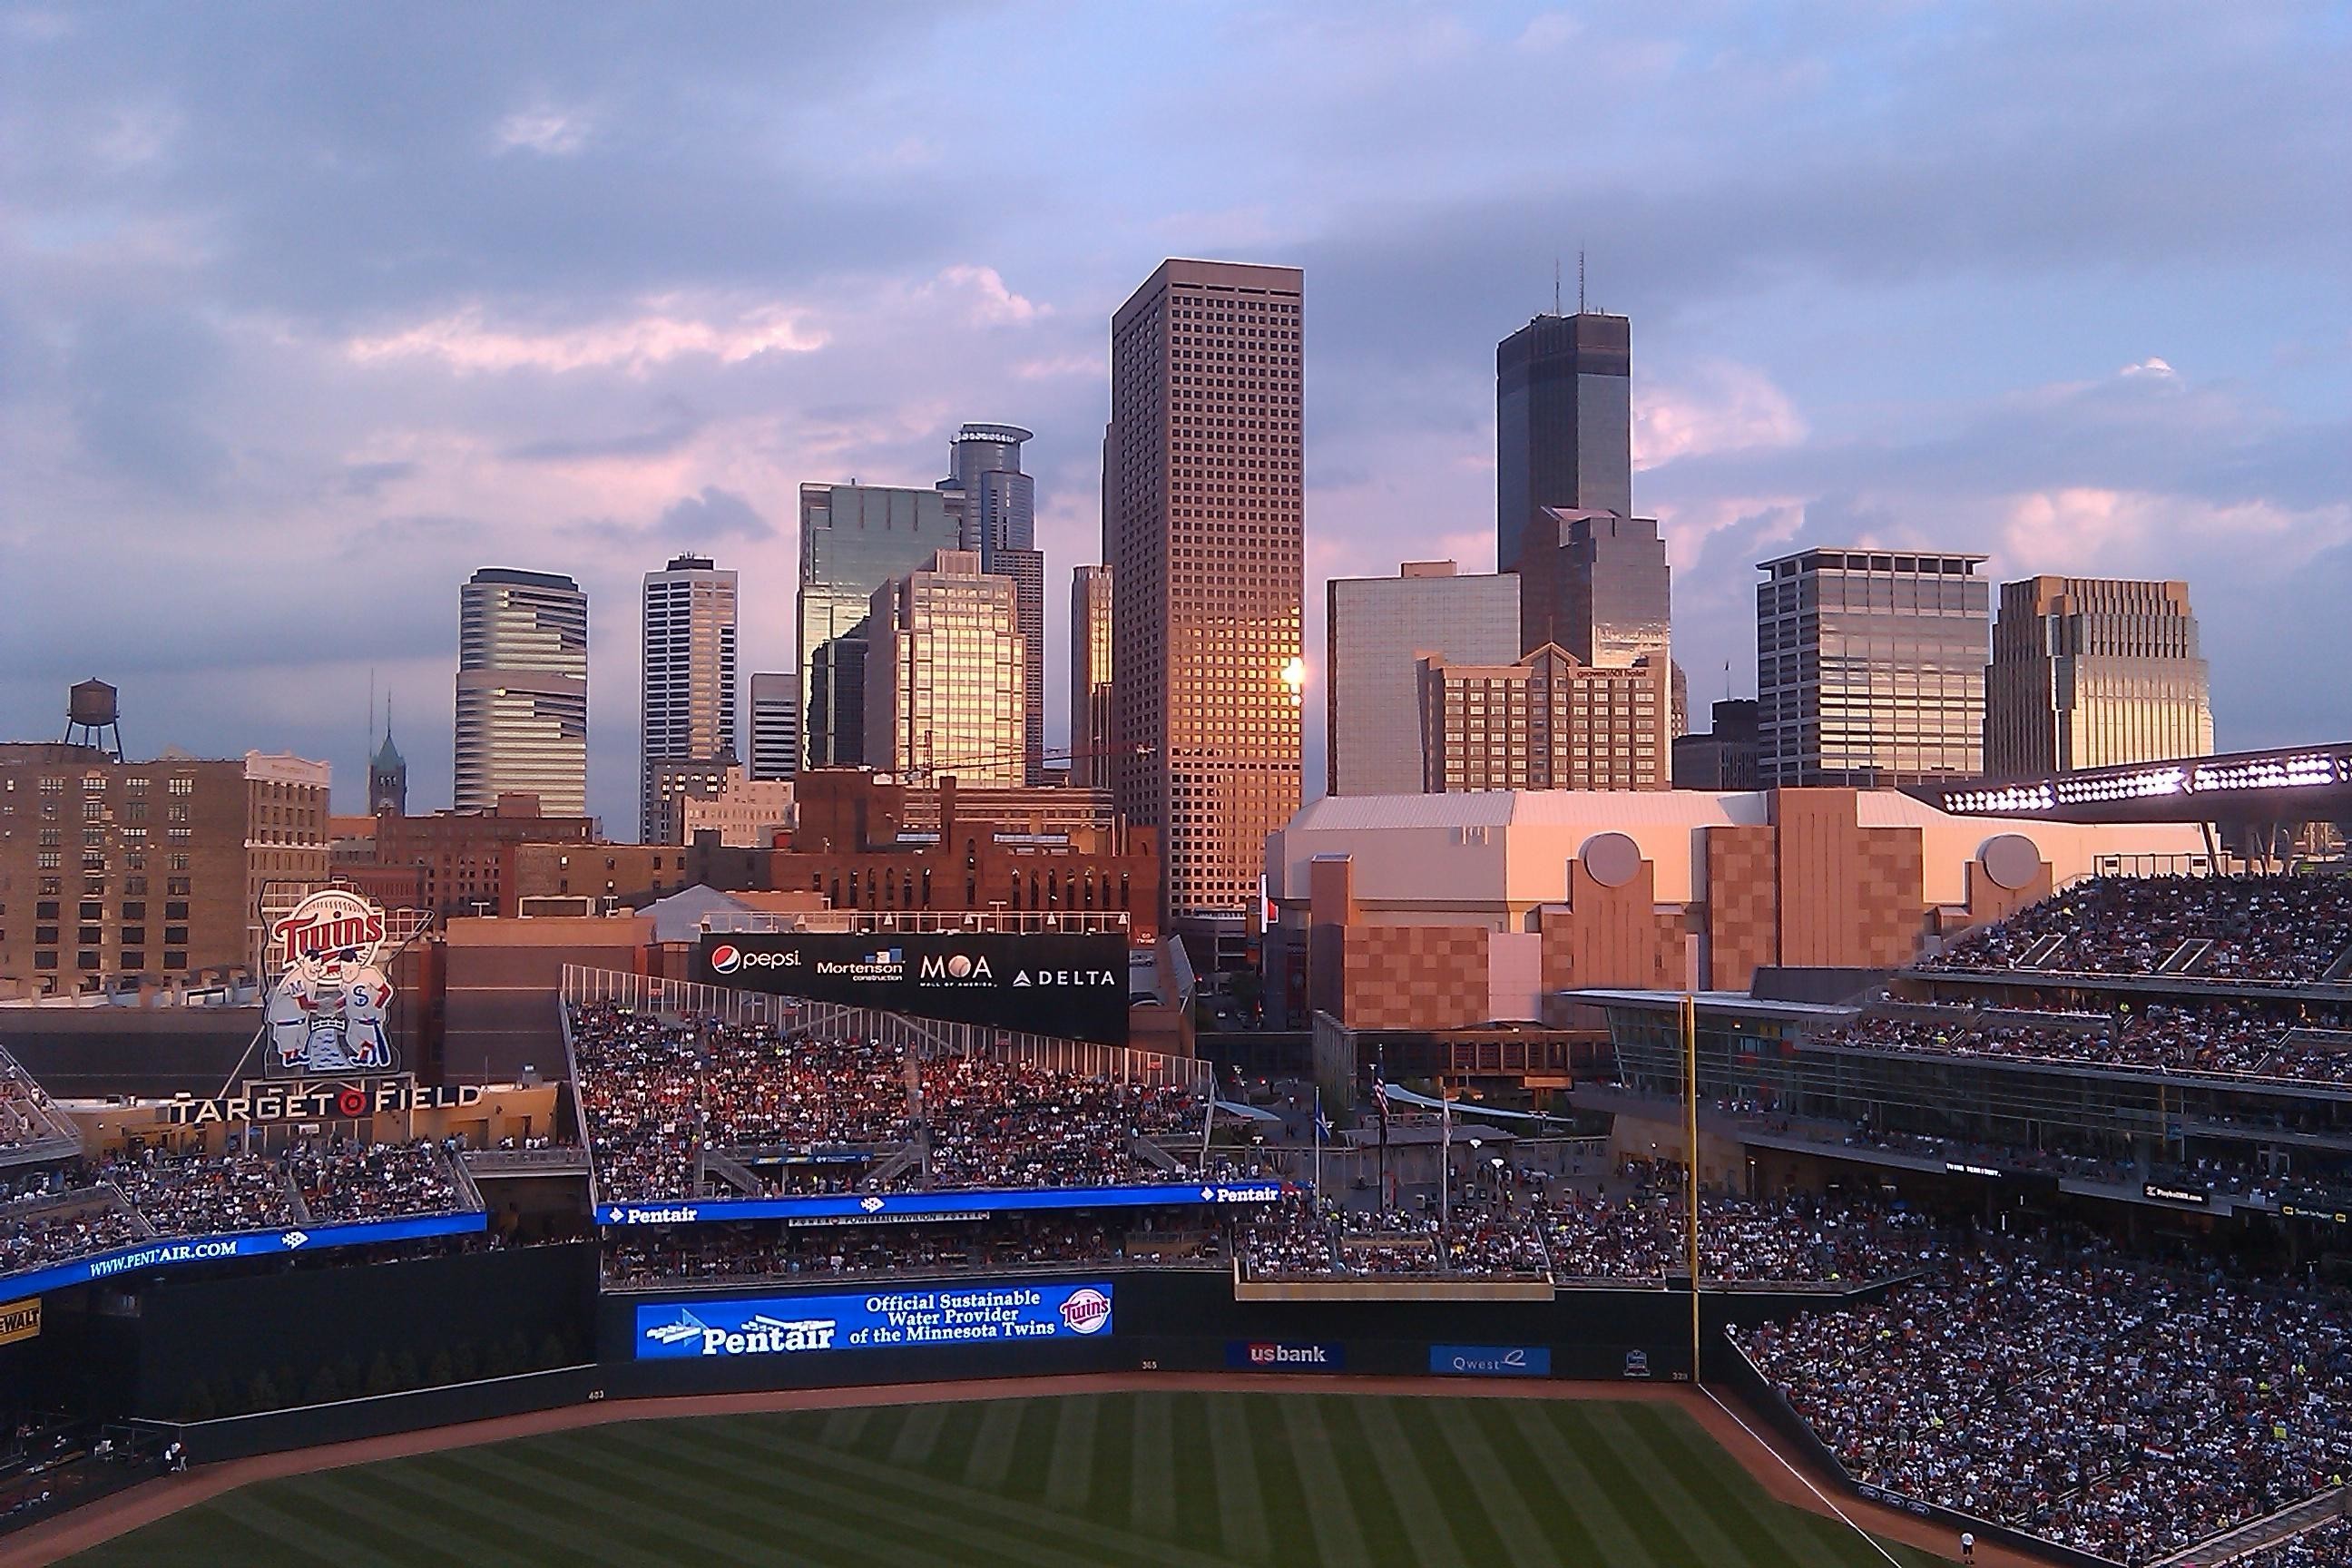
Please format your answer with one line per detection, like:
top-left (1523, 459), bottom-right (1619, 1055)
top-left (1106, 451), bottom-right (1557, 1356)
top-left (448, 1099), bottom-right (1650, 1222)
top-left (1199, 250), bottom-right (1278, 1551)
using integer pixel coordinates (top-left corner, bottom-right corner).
top-left (1, 6), bottom-right (2344, 826)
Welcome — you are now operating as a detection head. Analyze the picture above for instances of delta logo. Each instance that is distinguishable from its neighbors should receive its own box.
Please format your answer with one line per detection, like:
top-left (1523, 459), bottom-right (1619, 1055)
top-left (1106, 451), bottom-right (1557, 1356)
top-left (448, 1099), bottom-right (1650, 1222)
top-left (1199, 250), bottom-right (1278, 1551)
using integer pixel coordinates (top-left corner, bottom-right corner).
top-left (1058, 1288), bottom-right (1112, 1335)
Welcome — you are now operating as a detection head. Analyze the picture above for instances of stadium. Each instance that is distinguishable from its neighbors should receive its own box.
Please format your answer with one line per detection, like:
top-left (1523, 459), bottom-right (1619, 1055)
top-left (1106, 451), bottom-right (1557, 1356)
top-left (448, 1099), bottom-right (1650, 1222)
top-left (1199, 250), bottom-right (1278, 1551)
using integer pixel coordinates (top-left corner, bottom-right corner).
top-left (5, 850), bottom-right (2352, 1567)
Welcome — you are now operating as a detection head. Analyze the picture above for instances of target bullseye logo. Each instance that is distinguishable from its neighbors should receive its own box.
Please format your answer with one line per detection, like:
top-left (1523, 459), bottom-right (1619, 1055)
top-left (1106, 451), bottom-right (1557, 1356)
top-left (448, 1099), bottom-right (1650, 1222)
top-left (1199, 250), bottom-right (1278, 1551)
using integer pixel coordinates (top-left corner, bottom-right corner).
top-left (710, 945), bottom-right (742, 975)
top-left (336, 1088), bottom-right (368, 1117)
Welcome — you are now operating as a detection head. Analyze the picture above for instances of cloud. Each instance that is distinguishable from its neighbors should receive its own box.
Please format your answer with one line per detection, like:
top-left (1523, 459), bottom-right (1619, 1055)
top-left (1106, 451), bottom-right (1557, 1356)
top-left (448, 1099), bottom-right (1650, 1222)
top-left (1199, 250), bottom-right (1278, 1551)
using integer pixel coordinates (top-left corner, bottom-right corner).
top-left (1634, 361), bottom-right (1807, 470)
top-left (340, 459), bottom-right (417, 496)
top-left (345, 301), bottom-right (828, 375)
top-left (495, 103), bottom-right (592, 156)
top-left (927, 265), bottom-right (1045, 326)
top-left (565, 486), bottom-right (774, 550)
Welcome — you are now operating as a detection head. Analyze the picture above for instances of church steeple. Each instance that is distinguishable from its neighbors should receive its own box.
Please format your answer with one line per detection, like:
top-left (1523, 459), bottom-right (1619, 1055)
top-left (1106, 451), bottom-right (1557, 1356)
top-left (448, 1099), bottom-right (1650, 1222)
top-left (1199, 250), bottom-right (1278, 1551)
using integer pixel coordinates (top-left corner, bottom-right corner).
top-left (369, 695), bottom-right (408, 816)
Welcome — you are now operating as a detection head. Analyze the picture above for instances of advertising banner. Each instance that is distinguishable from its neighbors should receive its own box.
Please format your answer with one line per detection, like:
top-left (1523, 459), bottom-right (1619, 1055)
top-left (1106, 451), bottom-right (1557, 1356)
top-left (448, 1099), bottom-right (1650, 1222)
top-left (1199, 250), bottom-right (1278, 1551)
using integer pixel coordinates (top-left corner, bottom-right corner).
top-left (697, 931), bottom-right (1130, 1046)
top-left (1227, 1341), bottom-right (1345, 1371)
top-left (0, 1210), bottom-right (486, 1302)
top-left (0, 1298), bottom-right (38, 1347)
top-left (598, 1181), bottom-right (1287, 1229)
top-left (1429, 1344), bottom-right (1551, 1377)
top-left (635, 1281), bottom-right (1114, 1359)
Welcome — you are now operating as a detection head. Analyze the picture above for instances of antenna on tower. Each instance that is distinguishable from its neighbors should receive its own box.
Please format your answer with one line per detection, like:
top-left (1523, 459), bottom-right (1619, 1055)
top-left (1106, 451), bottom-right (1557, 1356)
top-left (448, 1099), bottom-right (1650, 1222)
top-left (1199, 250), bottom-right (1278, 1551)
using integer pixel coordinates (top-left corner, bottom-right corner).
top-left (1578, 250), bottom-right (1587, 314)
top-left (1553, 258), bottom-right (1562, 317)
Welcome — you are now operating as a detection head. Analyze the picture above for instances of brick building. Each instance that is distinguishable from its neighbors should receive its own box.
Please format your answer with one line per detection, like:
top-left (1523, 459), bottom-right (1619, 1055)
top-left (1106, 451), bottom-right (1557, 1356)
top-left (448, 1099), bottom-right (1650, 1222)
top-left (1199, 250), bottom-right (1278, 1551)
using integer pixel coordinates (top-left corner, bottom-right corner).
top-left (366, 794), bottom-right (598, 919)
top-left (0, 743), bottom-right (329, 997)
top-left (1266, 788), bottom-right (2206, 1032)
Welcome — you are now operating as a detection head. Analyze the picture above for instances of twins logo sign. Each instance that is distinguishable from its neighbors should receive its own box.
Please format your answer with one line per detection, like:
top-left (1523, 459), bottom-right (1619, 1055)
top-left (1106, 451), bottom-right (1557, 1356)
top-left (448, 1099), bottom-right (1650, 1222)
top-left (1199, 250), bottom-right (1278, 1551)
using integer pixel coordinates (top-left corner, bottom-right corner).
top-left (264, 890), bottom-right (396, 1076)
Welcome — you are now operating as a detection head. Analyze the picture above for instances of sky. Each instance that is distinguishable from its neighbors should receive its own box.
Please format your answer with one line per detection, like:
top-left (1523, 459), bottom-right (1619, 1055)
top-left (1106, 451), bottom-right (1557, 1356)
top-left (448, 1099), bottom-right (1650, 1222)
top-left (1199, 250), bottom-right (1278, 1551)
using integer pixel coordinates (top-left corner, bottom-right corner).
top-left (2, 2), bottom-right (2346, 828)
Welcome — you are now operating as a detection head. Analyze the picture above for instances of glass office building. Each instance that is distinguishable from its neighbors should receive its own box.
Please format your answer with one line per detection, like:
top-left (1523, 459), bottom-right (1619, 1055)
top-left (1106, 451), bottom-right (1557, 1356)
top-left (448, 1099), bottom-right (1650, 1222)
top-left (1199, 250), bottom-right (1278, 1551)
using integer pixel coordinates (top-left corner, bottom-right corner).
top-left (454, 568), bottom-right (589, 817)
top-left (797, 483), bottom-right (958, 769)
top-left (1756, 548), bottom-right (1989, 787)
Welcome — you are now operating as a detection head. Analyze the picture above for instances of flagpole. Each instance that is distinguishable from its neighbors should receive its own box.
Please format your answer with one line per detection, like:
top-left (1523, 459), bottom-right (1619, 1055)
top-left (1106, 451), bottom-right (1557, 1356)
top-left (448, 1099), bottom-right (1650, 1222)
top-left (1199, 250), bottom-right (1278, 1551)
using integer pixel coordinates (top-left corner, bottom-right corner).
top-left (1440, 1081), bottom-right (1451, 1235)
top-left (1313, 1087), bottom-right (1323, 1199)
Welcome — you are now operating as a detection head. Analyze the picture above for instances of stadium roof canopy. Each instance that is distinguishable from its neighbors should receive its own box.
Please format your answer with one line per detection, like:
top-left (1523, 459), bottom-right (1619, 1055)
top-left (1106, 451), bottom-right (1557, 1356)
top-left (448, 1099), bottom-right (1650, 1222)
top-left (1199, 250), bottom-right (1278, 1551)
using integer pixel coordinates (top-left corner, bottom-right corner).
top-left (1916, 742), bottom-right (2352, 826)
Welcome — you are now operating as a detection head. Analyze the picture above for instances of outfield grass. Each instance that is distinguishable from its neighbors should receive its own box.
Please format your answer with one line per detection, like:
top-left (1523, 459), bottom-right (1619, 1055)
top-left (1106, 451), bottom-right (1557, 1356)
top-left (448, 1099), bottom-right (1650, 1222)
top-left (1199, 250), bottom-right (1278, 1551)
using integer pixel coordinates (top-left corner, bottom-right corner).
top-left (68, 1392), bottom-right (1951, 1567)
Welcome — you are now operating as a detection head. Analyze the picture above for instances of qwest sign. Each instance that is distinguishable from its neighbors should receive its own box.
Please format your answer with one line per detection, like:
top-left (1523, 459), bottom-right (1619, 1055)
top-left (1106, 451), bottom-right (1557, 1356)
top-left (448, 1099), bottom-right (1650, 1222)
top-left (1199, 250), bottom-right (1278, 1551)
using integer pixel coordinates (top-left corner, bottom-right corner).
top-left (699, 931), bottom-right (1131, 1045)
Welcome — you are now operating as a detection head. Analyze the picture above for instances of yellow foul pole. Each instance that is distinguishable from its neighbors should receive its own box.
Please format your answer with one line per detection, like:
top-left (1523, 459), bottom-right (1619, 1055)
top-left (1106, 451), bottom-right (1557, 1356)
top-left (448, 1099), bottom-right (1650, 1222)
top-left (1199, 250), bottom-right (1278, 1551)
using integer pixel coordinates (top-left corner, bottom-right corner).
top-left (1682, 991), bottom-right (1701, 1386)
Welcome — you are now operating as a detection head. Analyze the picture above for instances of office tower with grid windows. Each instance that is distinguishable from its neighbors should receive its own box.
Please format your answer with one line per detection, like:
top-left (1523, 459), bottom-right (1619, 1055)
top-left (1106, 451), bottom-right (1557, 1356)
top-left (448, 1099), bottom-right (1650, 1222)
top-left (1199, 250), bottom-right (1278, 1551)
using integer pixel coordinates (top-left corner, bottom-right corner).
top-left (455, 568), bottom-right (589, 818)
top-left (940, 424), bottom-right (1046, 782)
top-left (1070, 564), bottom-right (1115, 789)
top-left (1985, 575), bottom-right (2213, 779)
top-left (749, 671), bottom-right (799, 782)
top-left (1326, 562), bottom-right (1522, 797)
top-left (639, 553), bottom-right (738, 843)
top-left (1497, 311), bottom-right (1632, 621)
top-left (1417, 645), bottom-right (1668, 792)
top-left (1756, 548), bottom-right (1990, 787)
top-left (866, 550), bottom-right (1027, 789)
top-left (1107, 259), bottom-right (1304, 930)
top-left (797, 483), bottom-right (958, 770)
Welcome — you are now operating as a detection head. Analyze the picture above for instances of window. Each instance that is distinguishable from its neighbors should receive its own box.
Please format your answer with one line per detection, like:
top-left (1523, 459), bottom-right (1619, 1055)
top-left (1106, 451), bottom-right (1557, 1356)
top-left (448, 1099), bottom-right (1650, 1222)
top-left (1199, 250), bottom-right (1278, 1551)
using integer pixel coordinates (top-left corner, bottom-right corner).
top-left (34, 953), bottom-right (57, 972)
top-left (165, 926), bottom-right (189, 946)
top-left (167, 777), bottom-right (192, 796)
top-left (122, 951), bottom-right (145, 971)
top-left (36, 900), bottom-right (59, 920)
top-left (121, 927), bottom-right (145, 946)
top-left (75, 952), bottom-right (100, 972)
top-left (163, 952), bottom-right (186, 971)
top-left (35, 926), bottom-right (60, 946)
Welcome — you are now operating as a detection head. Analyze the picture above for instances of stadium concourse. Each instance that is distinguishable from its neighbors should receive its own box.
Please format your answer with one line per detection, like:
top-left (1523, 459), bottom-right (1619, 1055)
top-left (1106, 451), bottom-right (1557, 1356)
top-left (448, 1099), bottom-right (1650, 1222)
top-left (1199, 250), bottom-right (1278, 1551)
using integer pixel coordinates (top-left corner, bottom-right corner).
top-left (5, 877), bottom-right (2352, 1564)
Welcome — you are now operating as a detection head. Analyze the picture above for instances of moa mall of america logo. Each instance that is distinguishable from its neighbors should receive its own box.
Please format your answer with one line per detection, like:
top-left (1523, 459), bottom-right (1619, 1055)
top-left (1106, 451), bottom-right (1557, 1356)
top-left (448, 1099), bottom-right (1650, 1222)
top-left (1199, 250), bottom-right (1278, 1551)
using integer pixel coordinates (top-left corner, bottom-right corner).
top-left (265, 890), bottom-right (394, 1074)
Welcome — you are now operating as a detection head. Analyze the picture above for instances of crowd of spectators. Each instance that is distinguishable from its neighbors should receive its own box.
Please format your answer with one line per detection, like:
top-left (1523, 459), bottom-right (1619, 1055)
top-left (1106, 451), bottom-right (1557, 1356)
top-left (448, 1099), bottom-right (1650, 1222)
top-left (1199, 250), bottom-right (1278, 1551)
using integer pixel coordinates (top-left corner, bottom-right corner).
top-left (605, 1214), bottom-right (1215, 1286)
top-left (2233, 1517), bottom-right (2352, 1567)
top-left (1814, 999), bottom-right (2352, 1085)
top-left (1925, 875), bottom-right (2352, 985)
top-left (1746, 1245), bottom-right (2352, 1563)
top-left (0, 1191), bottom-right (142, 1277)
top-left (568, 1002), bottom-right (1205, 1201)
top-left (96, 1148), bottom-right (298, 1237)
top-left (287, 1138), bottom-right (463, 1223)
top-left (1535, 1169), bottom-right (1939, 1285)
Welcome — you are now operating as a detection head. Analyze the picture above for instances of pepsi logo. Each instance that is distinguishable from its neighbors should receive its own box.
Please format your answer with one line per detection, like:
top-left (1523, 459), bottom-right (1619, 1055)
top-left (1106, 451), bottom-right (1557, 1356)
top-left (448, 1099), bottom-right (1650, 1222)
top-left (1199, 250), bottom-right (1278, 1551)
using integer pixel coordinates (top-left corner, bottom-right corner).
top-left (1059, 1288), bottom-right (1111, 1335)
top-left (710, 945), bottom-right (742, 975)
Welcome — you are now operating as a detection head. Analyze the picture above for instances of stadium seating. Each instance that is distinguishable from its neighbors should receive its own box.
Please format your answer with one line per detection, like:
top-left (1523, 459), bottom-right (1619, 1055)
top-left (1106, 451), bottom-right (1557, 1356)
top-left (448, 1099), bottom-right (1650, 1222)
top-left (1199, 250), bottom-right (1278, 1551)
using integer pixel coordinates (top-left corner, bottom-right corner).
top-left (287, 1138), bottom-right (464, 1222)
top-left (2232, 1517), bottom-right (2352, 1567)
top-left (1814, 999), bottom-right (2352, 1084)
top-left (1746, 1245), bottom-right (2352, 1563)
top-left (567, 1003), bottom-right (1205, 1201)
top-left (1925, 874), bottom-right (2352, 984)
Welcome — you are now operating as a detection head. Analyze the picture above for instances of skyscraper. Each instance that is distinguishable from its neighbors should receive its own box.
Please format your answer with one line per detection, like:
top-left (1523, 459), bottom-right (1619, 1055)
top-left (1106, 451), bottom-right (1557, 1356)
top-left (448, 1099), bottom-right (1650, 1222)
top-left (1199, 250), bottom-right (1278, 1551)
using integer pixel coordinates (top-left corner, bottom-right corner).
top-left (797, 483), bottom-right (957, 769)
top-left (1756, 548), bottom-right (1990, 787)
top-left (455, 568), bottom-right (588, 818)
top-left (749, 671), bottom-right (799, 782)
top-left (1985, 575), bottom-right (2214, 779)
top-left (1107, 258), bottom-right (1304, 928)
top-left (639, 553), bottom-right (738, 843)
top-left (1496, 311), bottom-right (1632, 583)
top-left (1070, 564), bottom-right (1114, 789)
top-left (866, 550), bottom-right (1026, 788)
top-left (1418, 645), bottom-right (1669, 792)
top-left (1326, 562), bottom-right (1521, 797)
top-left (940, 423), bottom-right (1045, 783)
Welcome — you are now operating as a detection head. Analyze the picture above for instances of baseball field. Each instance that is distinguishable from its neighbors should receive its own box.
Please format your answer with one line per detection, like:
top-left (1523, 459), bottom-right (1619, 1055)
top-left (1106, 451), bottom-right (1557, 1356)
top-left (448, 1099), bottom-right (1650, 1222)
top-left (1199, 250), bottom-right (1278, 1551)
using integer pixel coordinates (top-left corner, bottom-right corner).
top-left (59, 1389), bottom-right (1951, 1566)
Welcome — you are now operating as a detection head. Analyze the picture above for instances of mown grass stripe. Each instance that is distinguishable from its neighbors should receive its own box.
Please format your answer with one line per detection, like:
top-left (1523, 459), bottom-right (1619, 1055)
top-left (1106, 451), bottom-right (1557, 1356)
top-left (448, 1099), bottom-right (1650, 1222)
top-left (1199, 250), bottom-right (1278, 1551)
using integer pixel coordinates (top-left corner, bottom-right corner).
top-left (301, 1462), bottom-right (561, 1566)
top-left (889, 1401), bottom-right (949, 1468)
top-left (710, 1410), bottom-right (1238, 1568)
top-left (1352, 1395), bottom-right (1471, 1565)
top-left (1043, 1391), bottom-right (1098, 1512)
top-left (1243, 1396), bottom-right (1320, 1567)
top-left (1166, 1386), bottom-right (1226, 1553)
top-left (72, 1506), bottom-right (297, 1568)
top-left (1503, 1400), bottom-right (1660, 1565)
top-left (1598, 1404), bottom-right (1792, 1568)
top-left (1627, 1401), bottom-right (1844, 1568)
top-left (1131, 1390), bottom-right (1179, 1539)
top-left (1555, 1404), bottom-right (1713, 1566)
top-left (1275, 1393), bottom-right (1371, 1564)
top-left (1319, 1396), bottom-right (1416, 1560)
top-left (455, 1439), bottom-right (782, 1566)
top-left (552, 1419), bottom-right (975, 1568)
top-left (364, 1450), bottom-right (667, 1567)
top-left (817, 1403), bottom-right (874, 1450)
top-left (204, 1488), bottom-right (408, 1566)
top-left (1205, 1393), bottom-right (1273, 1563)
top-left (1423, 1399), bottom-right (1559, 1568)
top-left (927, 1397), bottom-right (988, 1483)
top-left (968, 1396), bottom-right (1026, 1493)
top-left (1470, 1400), bottom-right (1611, 1564)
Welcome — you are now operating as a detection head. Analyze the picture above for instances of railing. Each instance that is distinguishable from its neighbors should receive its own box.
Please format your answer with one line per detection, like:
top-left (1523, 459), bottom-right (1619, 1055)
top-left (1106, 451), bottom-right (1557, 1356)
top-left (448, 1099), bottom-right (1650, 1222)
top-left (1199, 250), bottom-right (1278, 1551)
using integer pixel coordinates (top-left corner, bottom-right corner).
top-left (701, 909), bottom-right (1132, 936)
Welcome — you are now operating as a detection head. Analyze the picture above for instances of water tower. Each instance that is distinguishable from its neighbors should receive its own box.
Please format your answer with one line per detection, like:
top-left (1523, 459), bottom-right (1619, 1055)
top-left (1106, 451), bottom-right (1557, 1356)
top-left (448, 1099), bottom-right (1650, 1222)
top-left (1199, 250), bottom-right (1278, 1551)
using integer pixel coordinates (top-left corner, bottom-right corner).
top-left (64, 678), bottom-right (124, 760)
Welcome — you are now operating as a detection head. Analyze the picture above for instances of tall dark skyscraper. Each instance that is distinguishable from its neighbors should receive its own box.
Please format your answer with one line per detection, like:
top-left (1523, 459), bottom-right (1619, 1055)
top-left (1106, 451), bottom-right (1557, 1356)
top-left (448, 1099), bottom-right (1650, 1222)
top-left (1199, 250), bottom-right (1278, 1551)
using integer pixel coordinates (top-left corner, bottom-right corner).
top-left (1496, 311), bottom-right (1632, 578)
top-left (940, 423), bottom-right (1044, 782)
top-left (1108, 259), bottom-right (1304, 933)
